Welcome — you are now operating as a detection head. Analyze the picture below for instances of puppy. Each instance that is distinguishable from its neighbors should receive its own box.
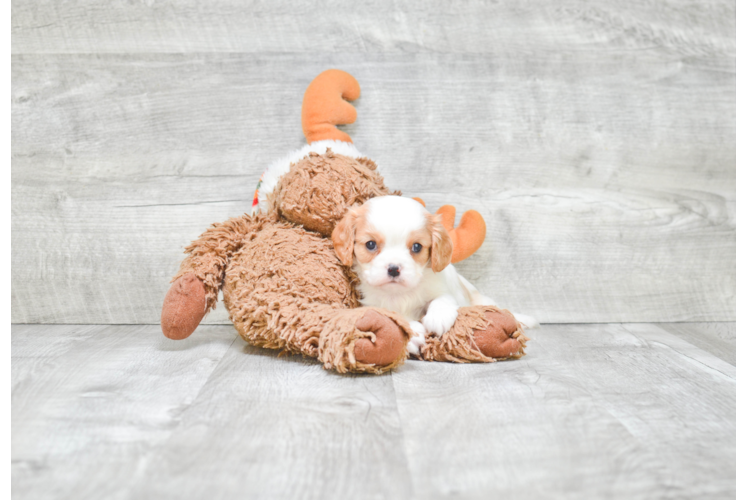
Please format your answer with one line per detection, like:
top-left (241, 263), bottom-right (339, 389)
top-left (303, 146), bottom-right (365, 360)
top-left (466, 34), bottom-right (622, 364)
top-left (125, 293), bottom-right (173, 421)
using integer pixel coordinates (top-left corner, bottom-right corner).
top-left (332, 195), bottom-right (538, 356)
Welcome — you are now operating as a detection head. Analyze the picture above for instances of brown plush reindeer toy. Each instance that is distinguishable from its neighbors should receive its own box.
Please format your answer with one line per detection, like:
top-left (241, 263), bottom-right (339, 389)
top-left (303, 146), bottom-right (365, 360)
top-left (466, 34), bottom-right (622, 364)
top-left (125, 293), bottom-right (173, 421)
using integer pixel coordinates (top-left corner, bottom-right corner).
top-left (161, 69), bottom-right (528, 374)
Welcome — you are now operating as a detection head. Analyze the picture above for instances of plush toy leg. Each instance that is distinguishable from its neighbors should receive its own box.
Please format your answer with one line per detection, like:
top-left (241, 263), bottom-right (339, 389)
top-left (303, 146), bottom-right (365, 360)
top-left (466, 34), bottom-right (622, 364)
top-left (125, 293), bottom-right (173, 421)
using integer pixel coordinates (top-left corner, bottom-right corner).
top-left (162, 213), bottom-right (274, 339)
top-left (420, 306), bottom-right (528, 363)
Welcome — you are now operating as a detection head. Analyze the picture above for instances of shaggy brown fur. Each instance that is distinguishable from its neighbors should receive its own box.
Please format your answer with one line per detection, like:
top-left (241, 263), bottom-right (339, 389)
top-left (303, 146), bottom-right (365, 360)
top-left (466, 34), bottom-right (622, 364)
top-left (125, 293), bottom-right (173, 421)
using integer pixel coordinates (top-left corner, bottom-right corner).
top-left (174, 213), bottom-right (271, 311)
top-left (222, 217), bottom-right (358, 354)
top-left (268, 150), bottom-right (394, 236)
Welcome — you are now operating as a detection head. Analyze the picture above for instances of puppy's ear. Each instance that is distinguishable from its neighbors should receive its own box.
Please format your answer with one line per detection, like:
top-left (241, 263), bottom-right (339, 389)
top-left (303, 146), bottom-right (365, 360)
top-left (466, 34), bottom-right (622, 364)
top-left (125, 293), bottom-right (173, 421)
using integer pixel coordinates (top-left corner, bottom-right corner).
top-left (332, 205), bottom-right (362, 266)
top-left (428, 213), bottom-right (453, 272)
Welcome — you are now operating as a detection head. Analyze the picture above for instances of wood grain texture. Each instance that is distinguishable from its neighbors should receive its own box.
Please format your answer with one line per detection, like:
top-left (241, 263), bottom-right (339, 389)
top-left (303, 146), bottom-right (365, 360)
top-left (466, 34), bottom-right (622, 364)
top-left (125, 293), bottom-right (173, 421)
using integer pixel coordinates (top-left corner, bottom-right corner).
top-left (11, 324), bottom-right (236, 500)
top-left (11, 322), bottom-right (736, 499)
top-left (731, 321), bottom-right (748, 368)
top-left (127, 342), bottom-right (413, 500)
top-left (657, 321), bottom-right (736, 365)
top-left (391, 323), bottom-right (735, 499)
top-left (11, 49), bottom-right (734, 323)
top-left (11, 0), bottom-right (736, 56)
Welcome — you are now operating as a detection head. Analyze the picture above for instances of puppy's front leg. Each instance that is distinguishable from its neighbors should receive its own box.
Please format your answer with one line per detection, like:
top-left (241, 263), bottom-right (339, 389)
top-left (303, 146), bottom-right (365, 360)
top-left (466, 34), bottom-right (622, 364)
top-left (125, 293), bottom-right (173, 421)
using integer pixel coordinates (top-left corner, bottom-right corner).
top-left (512, 313), bottom-right (540, 330)
top-left (407, 321), bottom-right (427, 356)
top-left (421, 295), bottom-right (460, 337)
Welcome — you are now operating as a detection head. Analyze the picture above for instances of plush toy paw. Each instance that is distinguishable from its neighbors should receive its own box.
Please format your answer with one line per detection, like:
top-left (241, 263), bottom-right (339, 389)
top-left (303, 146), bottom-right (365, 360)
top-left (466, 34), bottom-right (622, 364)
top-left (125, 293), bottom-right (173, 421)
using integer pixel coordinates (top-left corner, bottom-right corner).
top-left (353, 310), bottom-right (409, 366)
top-left (473, 310), bottom-right (526, 358)
top-left (161, 273), bottom-right (208, 340)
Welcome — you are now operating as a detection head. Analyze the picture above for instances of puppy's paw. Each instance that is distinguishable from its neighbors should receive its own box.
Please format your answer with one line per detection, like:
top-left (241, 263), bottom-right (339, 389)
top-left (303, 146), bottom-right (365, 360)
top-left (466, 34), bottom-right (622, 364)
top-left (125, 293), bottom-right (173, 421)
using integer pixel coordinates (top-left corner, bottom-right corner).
top-left (513, 313), bottom-right (539, 330)
top-left (409, 320), bottom-right (427, 337)
top-left (407, 321), bottom-right (427, 356)
top-left (422, 298), bottom-right (459, 337)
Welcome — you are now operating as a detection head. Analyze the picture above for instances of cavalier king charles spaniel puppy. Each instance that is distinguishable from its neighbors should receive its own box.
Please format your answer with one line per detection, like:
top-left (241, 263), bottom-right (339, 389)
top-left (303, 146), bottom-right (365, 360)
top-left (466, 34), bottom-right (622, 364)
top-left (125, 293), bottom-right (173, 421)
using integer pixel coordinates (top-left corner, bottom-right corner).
top-left (332, 195), bottom-right (537, 356)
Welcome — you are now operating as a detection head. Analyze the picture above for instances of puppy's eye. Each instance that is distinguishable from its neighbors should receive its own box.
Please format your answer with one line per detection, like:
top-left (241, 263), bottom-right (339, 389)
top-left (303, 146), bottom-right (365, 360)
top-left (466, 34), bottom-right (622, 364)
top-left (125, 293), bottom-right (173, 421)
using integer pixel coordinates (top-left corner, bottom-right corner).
top-left (365, 241), bottom-right (377, 251)
top-left (411, 243), bottom-right (423, 253)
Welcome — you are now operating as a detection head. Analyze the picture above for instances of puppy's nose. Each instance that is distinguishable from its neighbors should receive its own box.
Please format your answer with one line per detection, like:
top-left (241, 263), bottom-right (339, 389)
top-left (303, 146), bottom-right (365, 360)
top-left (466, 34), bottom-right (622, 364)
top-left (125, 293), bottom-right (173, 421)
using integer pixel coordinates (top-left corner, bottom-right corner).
top-left (387, 265), bottom-right (401, 278)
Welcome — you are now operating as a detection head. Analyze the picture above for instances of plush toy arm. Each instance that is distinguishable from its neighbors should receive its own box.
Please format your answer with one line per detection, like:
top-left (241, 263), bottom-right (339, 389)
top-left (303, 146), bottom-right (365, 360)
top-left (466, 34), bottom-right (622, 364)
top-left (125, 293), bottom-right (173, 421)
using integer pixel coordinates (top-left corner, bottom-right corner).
top-left (161, 214), bottom-right (268, 339)
top-left (316, 306), bottom-right (412, 374)
top-left (231, 297), bottom-right (411, 374)
top-left (420, 306), bottom-right (528, 363)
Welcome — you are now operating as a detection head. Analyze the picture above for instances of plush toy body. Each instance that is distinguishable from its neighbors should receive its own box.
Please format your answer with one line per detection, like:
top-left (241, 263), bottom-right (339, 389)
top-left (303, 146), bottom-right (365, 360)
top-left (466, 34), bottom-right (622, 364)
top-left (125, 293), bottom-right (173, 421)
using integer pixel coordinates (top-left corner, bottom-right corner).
top-left (161, 70), bottom-right (528, 374)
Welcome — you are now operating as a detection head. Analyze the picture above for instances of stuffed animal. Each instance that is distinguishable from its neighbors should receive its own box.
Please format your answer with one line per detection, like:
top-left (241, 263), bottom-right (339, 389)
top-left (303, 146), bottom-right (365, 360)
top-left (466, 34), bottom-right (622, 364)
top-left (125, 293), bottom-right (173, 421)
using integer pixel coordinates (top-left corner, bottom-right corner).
top-left (161, 69), bottom-right (528, 374)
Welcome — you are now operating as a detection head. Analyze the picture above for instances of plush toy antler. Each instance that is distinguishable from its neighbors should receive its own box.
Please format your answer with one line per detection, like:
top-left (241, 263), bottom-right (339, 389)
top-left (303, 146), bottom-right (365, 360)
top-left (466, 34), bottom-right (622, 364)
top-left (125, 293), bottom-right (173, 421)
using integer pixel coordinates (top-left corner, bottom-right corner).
top-left (301, 69), bottom-right (360, 144)
top-left (436, 205), bottom-right (487, 263)
top-left (413, 198), bottom-right (487, 263)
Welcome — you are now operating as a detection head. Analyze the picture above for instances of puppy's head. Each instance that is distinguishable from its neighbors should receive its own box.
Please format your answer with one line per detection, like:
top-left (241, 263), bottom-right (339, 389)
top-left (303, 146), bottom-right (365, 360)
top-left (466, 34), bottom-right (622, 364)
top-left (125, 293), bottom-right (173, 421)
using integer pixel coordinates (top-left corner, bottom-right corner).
top-left (332, 196), bottom-right (452, 291)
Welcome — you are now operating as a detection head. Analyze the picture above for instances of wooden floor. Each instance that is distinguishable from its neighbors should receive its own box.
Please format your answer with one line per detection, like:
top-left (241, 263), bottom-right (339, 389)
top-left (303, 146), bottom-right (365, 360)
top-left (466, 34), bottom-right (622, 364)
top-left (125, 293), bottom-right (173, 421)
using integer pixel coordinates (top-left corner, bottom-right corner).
top-left (12, 322), bottom-right (735, 500)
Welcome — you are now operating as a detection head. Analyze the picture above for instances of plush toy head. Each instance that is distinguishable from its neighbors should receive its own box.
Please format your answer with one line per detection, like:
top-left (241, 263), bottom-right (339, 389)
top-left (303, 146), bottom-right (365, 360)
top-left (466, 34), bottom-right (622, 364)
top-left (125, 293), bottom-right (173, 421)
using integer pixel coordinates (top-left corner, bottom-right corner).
top-left (267, 149), bottom-right (393, 236)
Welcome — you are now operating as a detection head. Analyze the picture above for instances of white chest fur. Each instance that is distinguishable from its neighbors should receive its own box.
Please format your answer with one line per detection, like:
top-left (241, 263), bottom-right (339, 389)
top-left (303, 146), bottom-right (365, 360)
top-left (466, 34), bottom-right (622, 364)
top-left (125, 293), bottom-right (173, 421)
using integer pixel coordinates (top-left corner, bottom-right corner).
top-left (355, 264), bottom-right (470, 322)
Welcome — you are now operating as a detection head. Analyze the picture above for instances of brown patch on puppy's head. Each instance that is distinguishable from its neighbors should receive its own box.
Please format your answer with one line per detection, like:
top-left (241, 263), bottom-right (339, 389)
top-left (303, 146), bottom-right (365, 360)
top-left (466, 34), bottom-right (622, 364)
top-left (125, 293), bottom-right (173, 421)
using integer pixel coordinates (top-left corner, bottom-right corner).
top-left (332, 205), bottom-right (366, 266)
top-left (426, 213), bottom-right (453, 272)
top-left (352, 220), bottom-right (384, 265)
top-left (407, 227), bottom-right (432, 267)
top-left (269, 149), bottom-right (394, 236)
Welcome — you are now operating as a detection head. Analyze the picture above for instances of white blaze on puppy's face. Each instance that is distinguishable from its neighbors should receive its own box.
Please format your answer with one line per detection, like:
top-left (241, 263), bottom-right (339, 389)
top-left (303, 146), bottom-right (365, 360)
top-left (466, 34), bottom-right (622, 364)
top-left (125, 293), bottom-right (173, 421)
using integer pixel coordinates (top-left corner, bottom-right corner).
top-left (356, 196), bottom-right (429, 289)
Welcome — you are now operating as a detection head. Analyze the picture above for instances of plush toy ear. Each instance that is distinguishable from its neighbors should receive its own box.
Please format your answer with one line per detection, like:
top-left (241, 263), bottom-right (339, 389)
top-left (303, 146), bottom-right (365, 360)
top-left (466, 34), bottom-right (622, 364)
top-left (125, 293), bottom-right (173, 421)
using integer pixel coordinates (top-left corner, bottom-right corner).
top-left (427, 213), bottom-right (453, 272)
top-left (332, 206), bottom-right (362, 266)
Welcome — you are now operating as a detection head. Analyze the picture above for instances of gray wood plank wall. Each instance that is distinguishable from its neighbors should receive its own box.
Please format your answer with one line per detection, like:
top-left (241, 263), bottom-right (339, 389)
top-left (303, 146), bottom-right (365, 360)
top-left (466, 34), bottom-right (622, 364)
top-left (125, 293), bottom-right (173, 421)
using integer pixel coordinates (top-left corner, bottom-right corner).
top-left (11, 1), bottom-right (735, 324)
